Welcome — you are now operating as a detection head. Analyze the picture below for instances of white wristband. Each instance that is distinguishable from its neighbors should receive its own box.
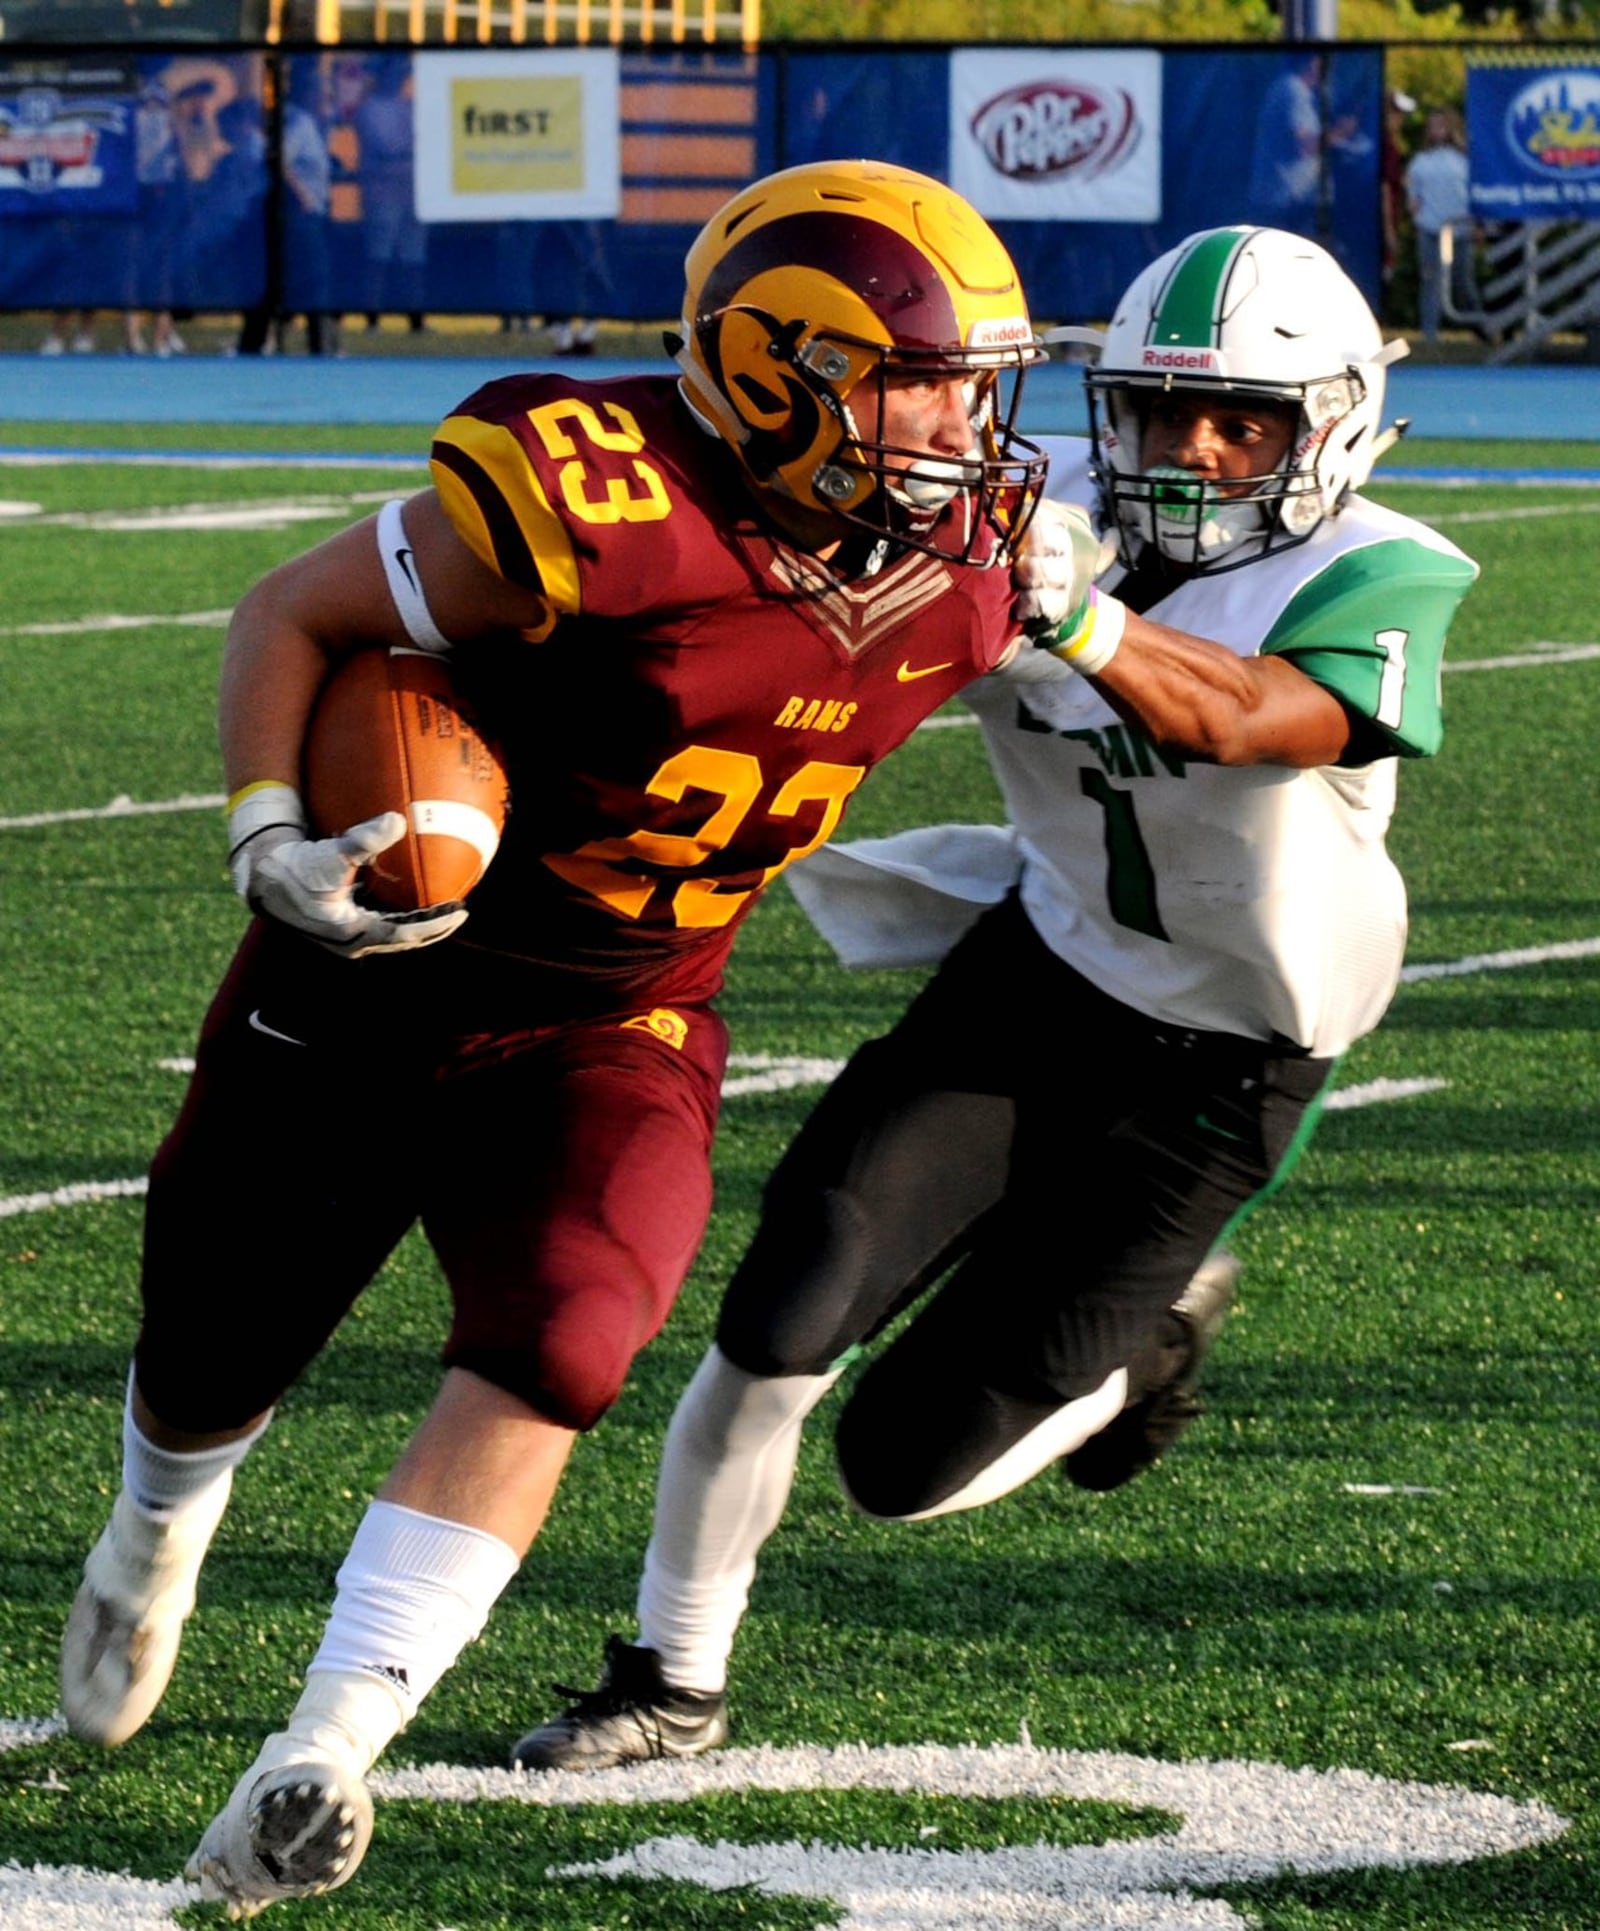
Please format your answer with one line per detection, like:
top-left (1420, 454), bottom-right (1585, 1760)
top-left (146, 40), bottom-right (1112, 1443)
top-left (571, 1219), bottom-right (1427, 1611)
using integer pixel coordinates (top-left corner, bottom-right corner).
top-left (1049, 586), bottom-right (1126, 678)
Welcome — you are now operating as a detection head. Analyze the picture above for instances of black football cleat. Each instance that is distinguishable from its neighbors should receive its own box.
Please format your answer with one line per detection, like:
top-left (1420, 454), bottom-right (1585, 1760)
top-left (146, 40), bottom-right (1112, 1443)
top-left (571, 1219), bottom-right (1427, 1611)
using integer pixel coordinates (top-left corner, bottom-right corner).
top-left (1065, 1250), bottom-right (1242, 1493)
top-left (510, 1635), bottom-right (730, 1772)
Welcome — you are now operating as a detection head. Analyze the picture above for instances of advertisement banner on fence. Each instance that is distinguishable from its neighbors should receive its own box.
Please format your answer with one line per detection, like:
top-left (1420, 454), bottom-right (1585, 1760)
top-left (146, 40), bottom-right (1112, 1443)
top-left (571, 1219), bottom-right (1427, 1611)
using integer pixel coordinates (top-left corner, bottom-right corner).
top-left (1467, 62), bottom-right (1600, 215)
top-left (948, 48), bottom-right (1162, 223)
top-left (412, 49), bottom-right (621, 223)
top-left (0, 56), bottom-right (138, 215)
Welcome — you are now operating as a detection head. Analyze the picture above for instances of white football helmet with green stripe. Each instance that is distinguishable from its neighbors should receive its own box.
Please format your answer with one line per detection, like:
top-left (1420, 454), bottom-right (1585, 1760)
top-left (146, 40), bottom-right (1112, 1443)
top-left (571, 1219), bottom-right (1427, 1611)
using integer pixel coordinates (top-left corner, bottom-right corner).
top-left (1084, 225), bottom-right (1407, 573)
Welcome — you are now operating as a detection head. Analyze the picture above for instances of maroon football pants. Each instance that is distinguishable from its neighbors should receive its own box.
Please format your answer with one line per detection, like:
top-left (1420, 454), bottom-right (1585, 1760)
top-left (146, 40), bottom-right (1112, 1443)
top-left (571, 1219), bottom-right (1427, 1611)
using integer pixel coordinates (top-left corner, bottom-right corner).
top-left (134, 922), bottom-right (726, 1434)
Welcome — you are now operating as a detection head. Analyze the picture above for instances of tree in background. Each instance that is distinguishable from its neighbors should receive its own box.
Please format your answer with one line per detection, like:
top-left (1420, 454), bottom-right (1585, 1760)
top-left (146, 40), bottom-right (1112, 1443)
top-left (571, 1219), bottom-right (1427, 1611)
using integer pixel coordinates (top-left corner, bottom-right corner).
top-left (763, 0), bottom-right (1584, 46)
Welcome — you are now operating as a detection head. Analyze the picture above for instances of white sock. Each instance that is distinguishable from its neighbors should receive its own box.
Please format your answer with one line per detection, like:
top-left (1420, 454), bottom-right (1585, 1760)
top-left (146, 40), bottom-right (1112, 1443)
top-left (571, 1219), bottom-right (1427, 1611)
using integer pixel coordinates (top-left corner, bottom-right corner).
top-left (121, 1374), bottom-right (271, 1523)
top-left (297, 1501), bottom-right (519, 1769)
top-left (637, 1346), bottom-right (840, 1694)
top-left (280, 1669), bottom-right (413, 1777)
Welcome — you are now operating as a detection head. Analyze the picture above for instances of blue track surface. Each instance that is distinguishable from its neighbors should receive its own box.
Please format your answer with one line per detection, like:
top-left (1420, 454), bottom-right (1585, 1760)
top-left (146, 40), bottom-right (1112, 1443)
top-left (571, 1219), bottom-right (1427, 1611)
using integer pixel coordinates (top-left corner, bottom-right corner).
top-left (2, 351), bottom-right (1598, 446)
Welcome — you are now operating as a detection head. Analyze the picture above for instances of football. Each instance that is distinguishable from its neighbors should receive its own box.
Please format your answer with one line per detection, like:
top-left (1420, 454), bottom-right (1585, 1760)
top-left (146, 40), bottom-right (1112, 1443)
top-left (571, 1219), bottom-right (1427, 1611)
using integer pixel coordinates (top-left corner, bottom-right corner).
top-left (303, 645), bottom-right (509, 912)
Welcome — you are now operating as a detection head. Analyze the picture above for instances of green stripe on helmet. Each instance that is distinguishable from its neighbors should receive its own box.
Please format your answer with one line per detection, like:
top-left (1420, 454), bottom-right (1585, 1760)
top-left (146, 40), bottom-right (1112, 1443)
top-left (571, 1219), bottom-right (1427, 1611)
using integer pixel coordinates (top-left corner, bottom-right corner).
top-left (1147, 228), bottom-right (1251, 347)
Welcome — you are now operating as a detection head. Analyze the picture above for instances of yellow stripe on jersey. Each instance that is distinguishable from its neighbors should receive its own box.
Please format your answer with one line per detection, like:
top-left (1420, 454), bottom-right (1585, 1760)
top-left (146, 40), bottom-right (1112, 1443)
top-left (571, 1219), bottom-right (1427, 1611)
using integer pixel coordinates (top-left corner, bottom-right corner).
top-left (430, 413), bottom-right (582, 626)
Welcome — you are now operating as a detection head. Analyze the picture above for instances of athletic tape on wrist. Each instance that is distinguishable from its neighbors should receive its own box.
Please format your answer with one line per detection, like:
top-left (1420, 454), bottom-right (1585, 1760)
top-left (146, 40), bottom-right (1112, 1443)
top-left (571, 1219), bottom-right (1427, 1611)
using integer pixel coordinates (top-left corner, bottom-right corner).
top-left (227, 781), bottom-right (306, 854)
top-left (1051, 586), bottom-right (1127, 677)
top-left (377, 499), bottom-right (452, 654)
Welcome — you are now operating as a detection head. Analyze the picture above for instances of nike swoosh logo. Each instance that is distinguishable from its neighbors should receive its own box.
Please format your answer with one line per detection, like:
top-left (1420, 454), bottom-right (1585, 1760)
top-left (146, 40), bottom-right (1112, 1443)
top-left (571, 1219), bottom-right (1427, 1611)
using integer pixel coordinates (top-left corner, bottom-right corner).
top-left (896, 660), bottom-right (954, 682)
top-left (1194, 1111), bottom-right (1248, 1144)
top-left (394, 545), bottom-right (420, 594)
top-left (248, 1009), bottom-right (306, 1047)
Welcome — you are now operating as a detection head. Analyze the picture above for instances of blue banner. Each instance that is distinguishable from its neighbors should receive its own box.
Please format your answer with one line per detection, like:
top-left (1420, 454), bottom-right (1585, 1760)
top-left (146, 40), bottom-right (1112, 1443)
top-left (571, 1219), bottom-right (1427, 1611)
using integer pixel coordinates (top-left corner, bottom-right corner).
top-left (0, 50), bottom-right (267, 311)
top-left (1467, 63), bottom-right (1600, 217)
top-left (0, 44), bottom-right (1383, 322)
top-left (0, 58), bottom-right (138, 216)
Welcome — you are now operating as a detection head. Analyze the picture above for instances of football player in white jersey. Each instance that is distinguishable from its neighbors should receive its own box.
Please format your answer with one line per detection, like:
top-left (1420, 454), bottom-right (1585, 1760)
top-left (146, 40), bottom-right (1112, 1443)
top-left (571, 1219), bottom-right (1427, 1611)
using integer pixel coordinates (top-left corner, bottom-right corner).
top-left (510, 225), bottom-right (1480, 1772)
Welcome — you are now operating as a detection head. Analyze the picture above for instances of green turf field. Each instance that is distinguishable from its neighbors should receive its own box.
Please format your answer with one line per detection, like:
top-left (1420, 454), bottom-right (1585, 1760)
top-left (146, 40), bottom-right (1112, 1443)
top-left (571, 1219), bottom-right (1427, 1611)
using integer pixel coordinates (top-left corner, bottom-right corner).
top-left (0, 433), bottom-right (1596, 1930)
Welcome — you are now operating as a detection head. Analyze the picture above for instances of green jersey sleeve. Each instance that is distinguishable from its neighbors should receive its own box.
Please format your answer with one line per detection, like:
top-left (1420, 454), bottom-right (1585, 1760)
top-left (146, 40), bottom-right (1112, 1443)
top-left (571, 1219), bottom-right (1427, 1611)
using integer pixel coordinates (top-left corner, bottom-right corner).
top-left (1259, 536), bottom-right (1478, 759)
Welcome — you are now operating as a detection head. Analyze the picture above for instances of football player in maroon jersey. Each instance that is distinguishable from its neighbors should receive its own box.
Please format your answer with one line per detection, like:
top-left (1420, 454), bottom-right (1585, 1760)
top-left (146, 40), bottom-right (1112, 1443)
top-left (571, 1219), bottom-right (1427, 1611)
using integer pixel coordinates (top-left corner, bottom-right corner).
top-left (57, 159), bottom-right (1097, 1916)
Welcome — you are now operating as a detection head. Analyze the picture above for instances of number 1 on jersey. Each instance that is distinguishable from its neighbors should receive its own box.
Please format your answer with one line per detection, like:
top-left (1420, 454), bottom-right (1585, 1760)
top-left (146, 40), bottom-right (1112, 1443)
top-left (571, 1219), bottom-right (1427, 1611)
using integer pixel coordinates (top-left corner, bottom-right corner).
top-left (1080, 769), bottom-right (1169, 942)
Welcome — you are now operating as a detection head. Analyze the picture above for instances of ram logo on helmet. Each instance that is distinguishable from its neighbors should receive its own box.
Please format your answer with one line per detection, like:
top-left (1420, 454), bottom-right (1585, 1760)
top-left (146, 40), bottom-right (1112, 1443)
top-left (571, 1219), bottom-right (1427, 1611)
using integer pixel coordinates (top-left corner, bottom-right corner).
top-left (673, 160), bottom-right (1047, 567)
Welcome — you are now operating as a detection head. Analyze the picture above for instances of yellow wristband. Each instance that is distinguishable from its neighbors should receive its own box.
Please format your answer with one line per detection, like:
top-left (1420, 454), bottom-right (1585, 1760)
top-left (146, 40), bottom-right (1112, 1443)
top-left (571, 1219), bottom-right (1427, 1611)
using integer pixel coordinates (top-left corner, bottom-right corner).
top-left (227, 778), bottom-right (300, 815)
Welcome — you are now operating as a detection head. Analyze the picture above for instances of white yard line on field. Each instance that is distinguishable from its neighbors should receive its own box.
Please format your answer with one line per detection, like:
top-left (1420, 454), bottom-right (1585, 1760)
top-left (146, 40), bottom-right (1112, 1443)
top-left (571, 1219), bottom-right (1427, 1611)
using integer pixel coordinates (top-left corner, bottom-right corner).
top-left (1400, 934), bottom-right (1600, 981)
top-left (19, 487), bottom-right (407, 534)
top-left (0, 793), bottom-right (225, 831)
top-left (0, 1176), bottom-right (151, 1220)
top-left (1428, 497), bottom-right (1600, 524)
top-left (0, 1732), bottom-right (1567, 1931)
top-left (0, 610), bottom-right (230, 637)
top-left (0, 486), bottom-right (409, 536)
top-left (0, 1032), bottom-right (1548, 1225)
top-left (1445, 642), bottom-right (1600, 670)
top-left (0, 449), bottom-right (426, 469)
top-left (1322, 1076), bottom-right (1448, 1110)
top-left (37, 504), bottom-right (363, 532)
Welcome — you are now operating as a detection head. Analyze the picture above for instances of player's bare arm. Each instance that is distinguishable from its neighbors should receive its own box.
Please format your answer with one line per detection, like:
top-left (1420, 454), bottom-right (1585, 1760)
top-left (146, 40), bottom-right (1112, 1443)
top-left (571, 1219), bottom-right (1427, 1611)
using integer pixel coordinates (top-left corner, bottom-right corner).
top-left (1032, 334), bottom-right (1364, 769)
top-left (1088, 614), bottom-right (1353, 768)
top-left (218, 489), bottom-right (546, 792)
top-left (217, 491), bottom-right (548, 958)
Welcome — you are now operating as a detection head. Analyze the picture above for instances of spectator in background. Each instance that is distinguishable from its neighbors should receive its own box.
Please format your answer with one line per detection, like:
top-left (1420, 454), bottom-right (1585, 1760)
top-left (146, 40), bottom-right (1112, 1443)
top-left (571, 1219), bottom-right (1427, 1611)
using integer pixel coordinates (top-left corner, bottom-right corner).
top-left (193, 93), bottom-right (273, 357)
top-left (127, 76), bottom-right (186, 359)
top-left (1405, 105), bottom-right (1482, 344)
top-left (169, 73), bottom-right (228, 206)
top-left (1380, 88), bottom-right (1415, 295)
top-left (39, 308), bottom-right (97, 354)
top-left (1248, 50), bottom-right (1359, 235)
top-left (353, 57), bottom-right (427, 329)
top-left (545, 221), bottom-right (615, 357)
top-left (551, 317), bottom-right (597, 356)
top-left (281, 59), bottom-right (339, 355)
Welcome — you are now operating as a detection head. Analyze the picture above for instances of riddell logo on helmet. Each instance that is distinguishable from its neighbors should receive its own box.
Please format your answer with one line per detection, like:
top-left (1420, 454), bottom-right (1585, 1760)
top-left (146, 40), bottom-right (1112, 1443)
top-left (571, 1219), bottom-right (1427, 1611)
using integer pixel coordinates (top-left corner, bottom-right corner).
top-left (1295, 420), bottom-right (1335, 462)
top-left (1138, 347), bottom-right (1221, 372)
top-left (968, 316), bottom-right (1034, 348)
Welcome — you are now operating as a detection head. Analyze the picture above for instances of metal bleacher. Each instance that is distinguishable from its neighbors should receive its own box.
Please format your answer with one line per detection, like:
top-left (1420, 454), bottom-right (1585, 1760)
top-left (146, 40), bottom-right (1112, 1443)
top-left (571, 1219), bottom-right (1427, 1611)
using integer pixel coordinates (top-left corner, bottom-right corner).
top-left (1446, 218), bottom-right (1600, 364)
top-left (264, 0), bottom-right (760, 45)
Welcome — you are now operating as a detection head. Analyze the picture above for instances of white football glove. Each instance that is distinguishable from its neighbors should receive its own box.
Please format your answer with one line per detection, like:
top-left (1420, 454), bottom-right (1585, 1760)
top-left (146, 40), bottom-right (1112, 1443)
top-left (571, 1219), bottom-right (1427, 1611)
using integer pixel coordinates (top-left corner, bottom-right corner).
top-left (1011, 497), bottom-right (1117, 641)
top-left (227, 784), bottom-right (467, 959)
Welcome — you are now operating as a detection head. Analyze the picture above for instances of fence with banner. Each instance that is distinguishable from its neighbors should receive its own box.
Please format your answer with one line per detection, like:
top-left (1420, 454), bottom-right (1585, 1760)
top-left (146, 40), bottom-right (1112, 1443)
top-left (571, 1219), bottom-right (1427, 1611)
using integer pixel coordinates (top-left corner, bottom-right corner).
top-left (1457, 54), bottom-right (1600, 361)
top-left (1, 41), bottom-right (1392, 323)
top-left (1466, 53), bottom-right (1600, 222)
